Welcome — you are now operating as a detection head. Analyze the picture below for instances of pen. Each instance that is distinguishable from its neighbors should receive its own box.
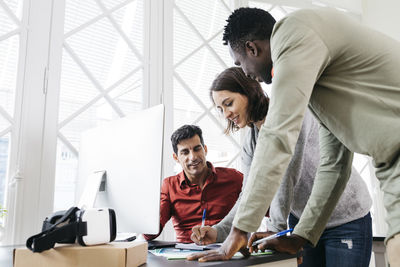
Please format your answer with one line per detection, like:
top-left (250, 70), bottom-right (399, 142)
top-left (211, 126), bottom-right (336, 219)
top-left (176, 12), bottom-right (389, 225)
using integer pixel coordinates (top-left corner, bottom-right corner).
top-left (201, 209), bottom-right (206, 227)
top-left (251, 229), bottom-right (293, 247)
top-left (198, 209), bottom-right (207, 244)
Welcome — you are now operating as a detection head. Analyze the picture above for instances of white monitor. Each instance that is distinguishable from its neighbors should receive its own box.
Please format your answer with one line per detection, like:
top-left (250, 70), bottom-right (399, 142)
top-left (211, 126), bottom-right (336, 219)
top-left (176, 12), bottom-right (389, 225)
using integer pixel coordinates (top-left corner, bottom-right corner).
top-left (76, 104), bottom-right (164, 235)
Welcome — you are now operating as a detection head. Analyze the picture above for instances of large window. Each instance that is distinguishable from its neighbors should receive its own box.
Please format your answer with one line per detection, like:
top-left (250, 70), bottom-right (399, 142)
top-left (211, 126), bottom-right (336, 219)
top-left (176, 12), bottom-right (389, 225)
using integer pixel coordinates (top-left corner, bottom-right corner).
top-left (0, 0), bottom-right (24, 221)
top-left (173, 0), bottom-right (241, 171)
top-left (0, 0), bottom-right (387, 245)
top-left (53, 0), bottom-right (145, 210)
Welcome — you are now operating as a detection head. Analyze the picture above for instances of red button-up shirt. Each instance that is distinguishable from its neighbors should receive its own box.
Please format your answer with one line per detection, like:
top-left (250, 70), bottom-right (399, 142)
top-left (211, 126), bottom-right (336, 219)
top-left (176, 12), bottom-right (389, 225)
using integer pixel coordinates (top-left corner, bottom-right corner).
top-left (144, 162), bottom-right (243, 243)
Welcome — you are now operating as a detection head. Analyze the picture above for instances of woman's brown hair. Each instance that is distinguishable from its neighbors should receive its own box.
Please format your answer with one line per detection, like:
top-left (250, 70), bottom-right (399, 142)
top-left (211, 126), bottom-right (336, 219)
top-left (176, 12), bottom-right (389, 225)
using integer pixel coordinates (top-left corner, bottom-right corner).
top-left (210, 67), bottom-right (269, 134)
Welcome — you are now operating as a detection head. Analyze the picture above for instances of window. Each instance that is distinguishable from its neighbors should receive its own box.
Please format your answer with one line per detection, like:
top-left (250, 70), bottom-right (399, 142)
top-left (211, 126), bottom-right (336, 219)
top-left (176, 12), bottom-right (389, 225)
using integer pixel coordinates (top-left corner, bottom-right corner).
top-left (0, 0), bottom-right (24, 221)
top-left (53, 0), bottom-right (145, 210)
top-left (173, 0), bottom-right (241, 172)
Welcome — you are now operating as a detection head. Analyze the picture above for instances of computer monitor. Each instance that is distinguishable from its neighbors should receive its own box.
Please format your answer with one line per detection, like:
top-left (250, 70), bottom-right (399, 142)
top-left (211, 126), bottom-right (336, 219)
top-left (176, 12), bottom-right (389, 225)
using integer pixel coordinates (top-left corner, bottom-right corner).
top-left (75, 104), bottom-right (164, 235)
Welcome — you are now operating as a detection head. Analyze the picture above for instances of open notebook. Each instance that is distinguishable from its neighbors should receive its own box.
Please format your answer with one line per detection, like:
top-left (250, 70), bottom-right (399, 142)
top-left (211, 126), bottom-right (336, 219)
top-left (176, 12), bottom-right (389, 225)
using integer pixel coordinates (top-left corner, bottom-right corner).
top-left (174, 243), bottom-right (222, 251)
top-left (150, 247), bottom-right (273, 260)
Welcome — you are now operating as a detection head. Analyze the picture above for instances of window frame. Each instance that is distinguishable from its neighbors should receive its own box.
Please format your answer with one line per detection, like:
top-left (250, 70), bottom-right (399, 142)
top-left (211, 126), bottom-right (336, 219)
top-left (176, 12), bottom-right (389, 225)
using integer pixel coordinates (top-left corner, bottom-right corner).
top-left (3, 0), bottom-right (173, 245)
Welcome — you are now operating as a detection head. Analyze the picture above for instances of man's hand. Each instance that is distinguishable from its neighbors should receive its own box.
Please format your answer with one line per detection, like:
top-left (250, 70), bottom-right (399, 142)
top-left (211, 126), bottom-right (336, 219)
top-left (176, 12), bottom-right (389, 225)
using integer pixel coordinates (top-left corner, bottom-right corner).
top-left (248, 232), bottom-right (306, 254)
top-left (248, 232), bottom-right (306, 265)
top-left (191, 225), bottom-right (217, 245)
top-left (187, 227), bottom-right (250, 262)
top-left (248, 231), bottom-right (276, 253)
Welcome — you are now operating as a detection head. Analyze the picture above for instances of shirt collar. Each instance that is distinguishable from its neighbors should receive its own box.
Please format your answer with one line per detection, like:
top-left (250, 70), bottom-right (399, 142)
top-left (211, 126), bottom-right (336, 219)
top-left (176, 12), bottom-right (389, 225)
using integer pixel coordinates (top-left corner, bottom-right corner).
top-left (178, 161), bottom-right (216, 188)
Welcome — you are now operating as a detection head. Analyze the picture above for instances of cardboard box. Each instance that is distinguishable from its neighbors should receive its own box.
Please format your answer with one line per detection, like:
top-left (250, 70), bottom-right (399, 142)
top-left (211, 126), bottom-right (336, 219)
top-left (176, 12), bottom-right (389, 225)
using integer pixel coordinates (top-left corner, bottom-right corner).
top-left (14, 241), bottom-right (147, 267)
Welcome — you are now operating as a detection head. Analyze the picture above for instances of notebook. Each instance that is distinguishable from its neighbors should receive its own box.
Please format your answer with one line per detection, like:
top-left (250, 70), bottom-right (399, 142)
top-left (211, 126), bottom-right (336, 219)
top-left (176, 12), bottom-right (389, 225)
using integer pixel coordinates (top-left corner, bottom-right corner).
top-left (174, 242), bottom-right (222, 251)
top-left (150, 247), bottom-right (274, 260)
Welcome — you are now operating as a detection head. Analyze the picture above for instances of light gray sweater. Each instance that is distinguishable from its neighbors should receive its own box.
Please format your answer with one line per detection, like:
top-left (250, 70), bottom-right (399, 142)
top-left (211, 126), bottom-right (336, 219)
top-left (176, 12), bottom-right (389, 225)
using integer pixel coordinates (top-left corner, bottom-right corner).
top-left (214, 110), bottom-right (372, 241)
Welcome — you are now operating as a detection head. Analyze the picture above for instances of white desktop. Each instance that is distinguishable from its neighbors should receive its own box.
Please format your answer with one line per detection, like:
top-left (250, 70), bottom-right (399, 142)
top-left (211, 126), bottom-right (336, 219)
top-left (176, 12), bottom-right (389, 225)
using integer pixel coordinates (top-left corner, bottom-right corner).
top-left (75, 104), bottom-right (164, 235)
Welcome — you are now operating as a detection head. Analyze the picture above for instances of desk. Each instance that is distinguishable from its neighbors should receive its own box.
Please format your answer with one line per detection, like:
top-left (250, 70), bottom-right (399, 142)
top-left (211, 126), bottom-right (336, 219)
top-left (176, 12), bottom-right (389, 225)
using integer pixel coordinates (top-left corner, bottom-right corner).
top-left (144, 251), bottom-right (297, 266)
top-left (1, 245), bottom-right (297, 267)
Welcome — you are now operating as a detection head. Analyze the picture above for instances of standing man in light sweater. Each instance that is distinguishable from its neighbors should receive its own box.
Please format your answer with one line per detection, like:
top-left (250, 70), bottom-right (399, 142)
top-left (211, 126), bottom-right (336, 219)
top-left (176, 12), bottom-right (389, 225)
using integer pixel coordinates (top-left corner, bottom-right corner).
top-left (187, 7), bottom-right (400, 266)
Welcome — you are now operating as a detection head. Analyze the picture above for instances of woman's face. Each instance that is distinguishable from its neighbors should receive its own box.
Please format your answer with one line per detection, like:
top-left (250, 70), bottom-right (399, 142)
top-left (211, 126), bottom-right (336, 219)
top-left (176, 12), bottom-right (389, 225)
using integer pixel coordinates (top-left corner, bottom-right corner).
top-left (212, 90), bottom-right (249, 128)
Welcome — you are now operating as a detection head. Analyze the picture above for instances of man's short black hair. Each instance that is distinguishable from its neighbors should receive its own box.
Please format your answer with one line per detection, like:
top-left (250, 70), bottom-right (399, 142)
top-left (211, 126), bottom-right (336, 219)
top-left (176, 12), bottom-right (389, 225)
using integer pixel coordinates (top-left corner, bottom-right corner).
top-left (223, 7), bottom-right (276, 52)
top-left (171, 125), bottom-right (205, 154)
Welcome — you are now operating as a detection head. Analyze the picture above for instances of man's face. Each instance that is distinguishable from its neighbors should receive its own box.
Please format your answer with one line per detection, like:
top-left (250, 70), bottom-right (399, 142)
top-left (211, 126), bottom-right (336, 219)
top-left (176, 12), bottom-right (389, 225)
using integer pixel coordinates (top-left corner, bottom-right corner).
top-left (229, 41), bottom-right (273, 84)
top-left (173, 135), bottom-right (208, 179)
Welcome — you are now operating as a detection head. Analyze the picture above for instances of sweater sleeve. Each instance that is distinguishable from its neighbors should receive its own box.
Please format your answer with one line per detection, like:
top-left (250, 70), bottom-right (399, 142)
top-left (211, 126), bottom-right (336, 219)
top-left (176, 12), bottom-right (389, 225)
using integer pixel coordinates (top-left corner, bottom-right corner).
top-left (293, 124), bottom-right (353, 245)
top-left (213, 127), bottom-right (255, 242)
top-left (266, 111), bottom-right (314, 232)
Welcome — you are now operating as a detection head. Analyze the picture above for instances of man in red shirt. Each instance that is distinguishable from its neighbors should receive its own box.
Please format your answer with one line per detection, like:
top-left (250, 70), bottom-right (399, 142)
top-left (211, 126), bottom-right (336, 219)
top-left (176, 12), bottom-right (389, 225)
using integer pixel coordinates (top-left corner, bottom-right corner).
top-left (143, 125), bottom-right (243, 243)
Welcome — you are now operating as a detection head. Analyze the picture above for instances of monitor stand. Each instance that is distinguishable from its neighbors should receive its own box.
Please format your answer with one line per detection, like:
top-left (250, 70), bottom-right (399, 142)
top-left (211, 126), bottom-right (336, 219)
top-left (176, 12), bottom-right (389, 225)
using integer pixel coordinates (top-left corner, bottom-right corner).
top-left (78, 170), bottom-right (138, 242)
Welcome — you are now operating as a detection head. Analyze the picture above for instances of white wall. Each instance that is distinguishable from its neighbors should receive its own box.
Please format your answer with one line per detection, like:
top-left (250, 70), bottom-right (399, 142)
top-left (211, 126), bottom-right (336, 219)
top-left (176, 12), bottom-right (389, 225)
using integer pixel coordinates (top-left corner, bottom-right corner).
top-left (362, 0), bottom-right (400, 41)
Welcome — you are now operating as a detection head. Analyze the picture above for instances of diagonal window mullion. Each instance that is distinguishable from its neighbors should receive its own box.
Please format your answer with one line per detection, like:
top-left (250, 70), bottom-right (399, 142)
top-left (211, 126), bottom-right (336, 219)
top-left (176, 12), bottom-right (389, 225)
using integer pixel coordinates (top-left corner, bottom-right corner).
top-left (59, 93), bottom-right (105, 130)
top-left (218, 0), bottom-right (232, 14)
top-left (105, 64), bottom-right (143, 100)
top-left (192, 105), bottom-right (240, 148)
top-left (174, 29), bottom-right (223, 69)
top-left (0, 105), bottom-right (13, 123)
top-left (58, 64), bottom-right (142, 129)
top-left (109, 64), bottom-right (143, 88)
top-left (174, 71), bottom-right (213, 115)
top-left (0, 0), bottom-right (21, 26)
top-left (65, 13), bottom-right (106, 40)
top-left (57, 132), bottom-right (79, 157)
top-left (63, 42), bottom-right (125, 118)
top-left (174, 71), bottom-right (240, 148)
top-left (358, 157), bottom-right (370, 175)
top-left (174, 4), bottom-right (228, 69)
top-left (0, 126), bottom-right (11, 138)
top-left (59, 83), bottom-right (128, 129)
top-left (95, 0), bottom-right (143, 62)
top-left (111, 78), bottom-right (142, 101)
top-left (64, 0), bottom-right (136, 39)
top-left (0, 29), bottom-right (20, 42)
top-left (174, 71), bottom-right (209, 112)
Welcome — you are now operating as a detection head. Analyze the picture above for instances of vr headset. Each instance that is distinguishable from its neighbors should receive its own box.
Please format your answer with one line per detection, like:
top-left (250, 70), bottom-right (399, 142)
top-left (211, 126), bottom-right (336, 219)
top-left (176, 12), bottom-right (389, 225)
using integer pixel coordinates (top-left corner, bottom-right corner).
top-left (26, 207), bottom-right (116, 252)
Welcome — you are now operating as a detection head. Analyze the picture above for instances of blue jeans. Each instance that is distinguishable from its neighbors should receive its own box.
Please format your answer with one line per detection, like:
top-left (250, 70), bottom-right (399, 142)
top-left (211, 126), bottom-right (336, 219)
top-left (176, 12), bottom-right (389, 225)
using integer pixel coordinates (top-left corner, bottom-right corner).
top-left (288, 212), bottom-right (372, 267)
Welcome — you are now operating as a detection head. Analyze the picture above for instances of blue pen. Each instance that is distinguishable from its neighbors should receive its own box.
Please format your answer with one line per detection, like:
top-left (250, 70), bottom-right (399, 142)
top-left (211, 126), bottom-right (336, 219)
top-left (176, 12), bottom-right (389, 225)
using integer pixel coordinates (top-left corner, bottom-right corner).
top-left (251, 229), bottom-right (293, 247)
top-left (201, 209), bottom-right (206, 227)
